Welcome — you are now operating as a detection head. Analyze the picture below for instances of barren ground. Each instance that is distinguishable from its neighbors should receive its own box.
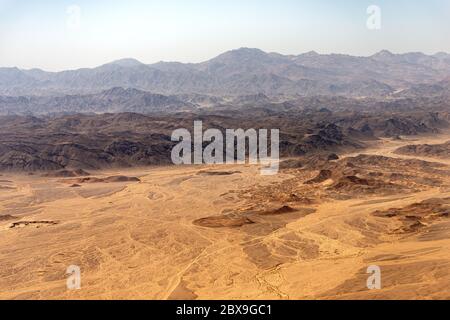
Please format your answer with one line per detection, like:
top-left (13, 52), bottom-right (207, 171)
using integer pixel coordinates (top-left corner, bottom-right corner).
top-left (0, 133), bottom-right (449, 300)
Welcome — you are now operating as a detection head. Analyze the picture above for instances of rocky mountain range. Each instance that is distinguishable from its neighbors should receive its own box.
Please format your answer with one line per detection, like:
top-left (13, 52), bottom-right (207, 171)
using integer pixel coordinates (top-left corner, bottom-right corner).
top-left (0, 87), bottom-right (195, 115)
top-left (0, 105), bottom-right (448, 171)
top-left (1, 48), bottom-right (450, 99)
top-left (0, 48), bottom-right (449, 171)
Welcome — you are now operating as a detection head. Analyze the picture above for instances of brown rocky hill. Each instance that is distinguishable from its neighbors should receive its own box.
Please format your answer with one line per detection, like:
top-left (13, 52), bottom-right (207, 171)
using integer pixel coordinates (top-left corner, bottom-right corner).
top-left (395, 141), bottom-right (450, 159)
top-left (0, 108), bottom-right (447, 172)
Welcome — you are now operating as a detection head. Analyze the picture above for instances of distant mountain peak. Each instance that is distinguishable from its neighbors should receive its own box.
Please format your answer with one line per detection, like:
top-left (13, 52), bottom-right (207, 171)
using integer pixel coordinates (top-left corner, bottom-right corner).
top-left (302, 50), bottom-right (320, 57)
top-left (213, 47), bottom-right (268, 60)
top-left (233, 47), bottom-right (266, 54)
top-left (106, 58), bottom-right (144, 67)
top-left (434, 52), bottom-right (450, 59)
top-left (101, 87), bottom-right (145, 95)
top-left (0, 66), bottom-right (20, 71)
top-left (372, 50), bottom-right (395, 58)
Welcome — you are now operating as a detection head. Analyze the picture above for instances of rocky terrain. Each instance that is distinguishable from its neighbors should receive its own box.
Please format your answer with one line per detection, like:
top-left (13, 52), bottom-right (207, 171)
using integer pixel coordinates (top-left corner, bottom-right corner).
top-left (0, 107), bottom-right (448, 172)
top-left (0, 132), bottom-right (449, 299)
top-left (1, 48), bottom-right (450, 98)
top-left (395, 141), bottom-right (450, 159)
top-left (0, 48), bottom-right (449, 300)
top-left (0, 87), bottom-right (196, 115)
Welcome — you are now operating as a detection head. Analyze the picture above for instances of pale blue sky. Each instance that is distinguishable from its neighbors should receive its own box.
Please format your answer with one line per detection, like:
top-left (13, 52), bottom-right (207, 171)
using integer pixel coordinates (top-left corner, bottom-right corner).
top-left (1, 0), bottom-right (449, 71)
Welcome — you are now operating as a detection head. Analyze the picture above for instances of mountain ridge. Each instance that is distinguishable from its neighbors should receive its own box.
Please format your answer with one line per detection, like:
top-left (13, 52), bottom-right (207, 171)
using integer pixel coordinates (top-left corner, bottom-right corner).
top-left (1, 48), bottom-right (450, 98)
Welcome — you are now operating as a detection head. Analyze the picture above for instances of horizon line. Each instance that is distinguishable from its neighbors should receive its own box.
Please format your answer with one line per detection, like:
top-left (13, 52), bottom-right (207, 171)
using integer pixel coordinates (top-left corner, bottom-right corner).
top-left (2, 47), bottom-right (449, 73)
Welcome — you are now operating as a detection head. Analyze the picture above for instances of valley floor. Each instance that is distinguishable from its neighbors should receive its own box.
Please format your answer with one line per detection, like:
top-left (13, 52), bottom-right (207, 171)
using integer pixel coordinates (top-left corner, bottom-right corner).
top-left (0, 133), bottom-right (450, 300)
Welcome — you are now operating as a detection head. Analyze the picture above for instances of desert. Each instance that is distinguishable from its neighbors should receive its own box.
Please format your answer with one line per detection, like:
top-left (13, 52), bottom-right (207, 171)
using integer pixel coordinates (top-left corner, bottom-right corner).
top-left (1, 6), bottom-right (450, 301)
top-left (1, 125), bottom-right (449, 299)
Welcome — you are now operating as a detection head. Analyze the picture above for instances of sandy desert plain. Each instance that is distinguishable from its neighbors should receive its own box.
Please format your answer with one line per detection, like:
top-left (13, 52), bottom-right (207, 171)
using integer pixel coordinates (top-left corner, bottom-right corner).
top-left (0, 132), bottom-right (449, 300)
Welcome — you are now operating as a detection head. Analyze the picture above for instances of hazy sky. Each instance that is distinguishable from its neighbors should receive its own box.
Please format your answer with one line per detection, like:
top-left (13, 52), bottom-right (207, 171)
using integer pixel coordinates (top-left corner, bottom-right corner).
top-left (1, 0), bottom-right (449, 71)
